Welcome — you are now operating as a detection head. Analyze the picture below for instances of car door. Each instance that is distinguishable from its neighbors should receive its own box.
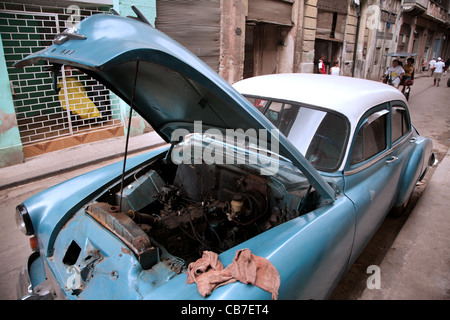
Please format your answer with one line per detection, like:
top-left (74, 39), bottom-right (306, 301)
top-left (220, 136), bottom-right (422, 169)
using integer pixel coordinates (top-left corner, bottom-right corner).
top-left (389, 102), bottom-right (417, 208)
top-left (343, 103), bottom-right (404, 262)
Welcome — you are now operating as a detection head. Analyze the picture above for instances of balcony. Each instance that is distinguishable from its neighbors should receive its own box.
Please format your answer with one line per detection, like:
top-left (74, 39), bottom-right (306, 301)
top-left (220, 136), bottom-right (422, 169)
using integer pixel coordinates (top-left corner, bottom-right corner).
top-left (425, 1), bottom-right (449, 24)
top-left (402, 0), bottom-right (428, 16)
top-left (403, 0), bottom-right (449, 25)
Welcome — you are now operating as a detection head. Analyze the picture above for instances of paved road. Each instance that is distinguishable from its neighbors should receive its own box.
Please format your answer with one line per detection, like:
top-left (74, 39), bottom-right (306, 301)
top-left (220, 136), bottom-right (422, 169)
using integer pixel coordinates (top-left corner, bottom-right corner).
top-left (0, 75), bottom-right (448, 300)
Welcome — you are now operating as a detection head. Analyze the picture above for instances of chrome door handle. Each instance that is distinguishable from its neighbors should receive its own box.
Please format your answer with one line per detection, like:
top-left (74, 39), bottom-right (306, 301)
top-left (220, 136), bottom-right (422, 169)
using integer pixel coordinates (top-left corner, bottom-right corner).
top-left (410, 137), bottom-right (418, 143)
top-left (386, 156), bottom-right (398, 164)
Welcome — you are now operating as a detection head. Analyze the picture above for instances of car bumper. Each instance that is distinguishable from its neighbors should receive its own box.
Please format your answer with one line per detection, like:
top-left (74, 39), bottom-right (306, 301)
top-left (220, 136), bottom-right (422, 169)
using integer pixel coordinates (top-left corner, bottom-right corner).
top-left (17, 251), bottom-right (64, 300)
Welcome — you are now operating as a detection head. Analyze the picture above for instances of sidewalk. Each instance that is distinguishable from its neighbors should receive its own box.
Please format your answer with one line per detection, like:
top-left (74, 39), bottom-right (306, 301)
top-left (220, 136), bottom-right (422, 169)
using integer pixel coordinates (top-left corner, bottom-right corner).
top-left (0, 130), bottom-right (166, 191)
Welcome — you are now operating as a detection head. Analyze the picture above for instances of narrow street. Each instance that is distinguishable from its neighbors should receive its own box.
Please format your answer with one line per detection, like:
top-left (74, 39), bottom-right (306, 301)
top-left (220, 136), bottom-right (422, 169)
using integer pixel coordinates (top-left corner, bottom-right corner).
top-left (0, 75), bottom-right (448, 300)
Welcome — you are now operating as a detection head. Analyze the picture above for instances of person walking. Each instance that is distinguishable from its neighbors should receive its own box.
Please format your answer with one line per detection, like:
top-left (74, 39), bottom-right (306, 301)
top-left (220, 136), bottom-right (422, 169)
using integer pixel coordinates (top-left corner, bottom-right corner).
top-left (433, 57), bottom-right (445, 87)
top-left (429, 57), bottom-right (436, 77)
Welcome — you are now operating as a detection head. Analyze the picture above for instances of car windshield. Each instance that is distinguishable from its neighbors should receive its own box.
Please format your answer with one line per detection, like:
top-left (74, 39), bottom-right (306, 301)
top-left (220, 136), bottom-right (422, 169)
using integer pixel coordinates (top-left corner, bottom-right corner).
top-left (244, 96), bottom-right (349, 172)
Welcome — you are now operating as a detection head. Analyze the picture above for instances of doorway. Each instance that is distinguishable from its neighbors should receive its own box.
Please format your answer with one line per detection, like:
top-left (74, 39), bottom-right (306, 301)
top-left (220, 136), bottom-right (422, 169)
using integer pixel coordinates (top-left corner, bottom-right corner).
top-left (244, 23), bottom-right (283, 78)
top-left (314, 39), bottom-right (343, 74)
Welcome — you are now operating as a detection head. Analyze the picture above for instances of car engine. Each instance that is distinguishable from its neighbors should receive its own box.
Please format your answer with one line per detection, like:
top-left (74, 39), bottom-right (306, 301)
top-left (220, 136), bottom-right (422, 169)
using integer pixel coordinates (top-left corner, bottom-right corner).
top-left (90, 158), bottom-right (314, 270)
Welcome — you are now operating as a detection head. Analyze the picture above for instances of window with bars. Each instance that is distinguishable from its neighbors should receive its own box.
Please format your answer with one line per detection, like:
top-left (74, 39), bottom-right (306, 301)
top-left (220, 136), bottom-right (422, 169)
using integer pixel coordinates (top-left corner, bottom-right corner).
top-left (0, 2), bottom-right (122, 146)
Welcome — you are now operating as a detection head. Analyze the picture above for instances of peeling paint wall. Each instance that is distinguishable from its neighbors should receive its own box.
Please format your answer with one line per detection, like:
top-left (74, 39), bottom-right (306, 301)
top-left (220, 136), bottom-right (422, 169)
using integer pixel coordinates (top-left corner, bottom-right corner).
top-left (0, 32), bottom-right (24, 167)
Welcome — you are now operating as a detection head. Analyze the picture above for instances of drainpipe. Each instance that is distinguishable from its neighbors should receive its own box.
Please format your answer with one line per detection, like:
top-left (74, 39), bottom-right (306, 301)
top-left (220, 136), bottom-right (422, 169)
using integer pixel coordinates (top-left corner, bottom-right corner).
top-left (352, 4), bottom-right (361, 77)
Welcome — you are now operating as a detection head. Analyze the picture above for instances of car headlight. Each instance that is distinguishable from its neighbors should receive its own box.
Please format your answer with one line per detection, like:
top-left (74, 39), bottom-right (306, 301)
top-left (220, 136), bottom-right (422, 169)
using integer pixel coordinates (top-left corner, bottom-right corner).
top-left (15, 204), bottom-right (34, 235)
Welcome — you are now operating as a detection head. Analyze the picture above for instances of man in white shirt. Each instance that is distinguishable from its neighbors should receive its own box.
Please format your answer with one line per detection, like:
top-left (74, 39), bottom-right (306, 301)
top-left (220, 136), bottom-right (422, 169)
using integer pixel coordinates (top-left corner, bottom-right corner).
top-left (433, 57), bottom-right (445, 87)
top-left (429, 57), bottom-right (436, 76)
top-left (383, 59), bottom-right (405, 89)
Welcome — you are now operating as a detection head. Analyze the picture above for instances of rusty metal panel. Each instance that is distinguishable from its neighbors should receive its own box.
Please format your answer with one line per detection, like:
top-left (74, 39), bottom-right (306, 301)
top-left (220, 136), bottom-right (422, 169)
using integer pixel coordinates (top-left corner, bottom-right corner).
top-left (247, 0), bottom-right (293, 26)
top-left (86, 202), bottom-right (159, 270)
top-left (155, 0), bottom-right (220, 72)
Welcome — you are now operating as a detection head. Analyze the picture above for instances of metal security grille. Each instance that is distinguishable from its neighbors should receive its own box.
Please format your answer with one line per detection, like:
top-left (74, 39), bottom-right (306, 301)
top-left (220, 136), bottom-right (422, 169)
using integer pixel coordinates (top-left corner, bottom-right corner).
top-left (0, 4), bottom-right (122, 147)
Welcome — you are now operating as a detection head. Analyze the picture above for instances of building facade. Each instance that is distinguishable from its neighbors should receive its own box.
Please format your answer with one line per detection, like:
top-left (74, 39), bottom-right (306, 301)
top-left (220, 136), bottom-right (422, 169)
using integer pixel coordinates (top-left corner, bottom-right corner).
top-left (1, 0), bottom-right (449, 168)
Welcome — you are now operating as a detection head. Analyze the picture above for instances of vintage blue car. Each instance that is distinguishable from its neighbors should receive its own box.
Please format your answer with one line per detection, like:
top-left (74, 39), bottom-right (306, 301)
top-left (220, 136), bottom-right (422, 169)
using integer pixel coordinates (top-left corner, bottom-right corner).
top-left (15, 11), bottom-right (434, 300)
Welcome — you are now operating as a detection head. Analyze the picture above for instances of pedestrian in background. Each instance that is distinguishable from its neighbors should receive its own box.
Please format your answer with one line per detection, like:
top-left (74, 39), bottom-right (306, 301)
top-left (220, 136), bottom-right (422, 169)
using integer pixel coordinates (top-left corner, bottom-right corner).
top-left (330, 61), bottom-right (340, 76)
top-left (433, 57), bottom-right (445, 87)
top-left (401, 57), bottom-right (415, 94)
top-left (444, 58), bottom-right (449, 75)
top-left (318, 55), bottom-right (326, 74)
top-left (383, 59), bottom-right (405, 89)
top-left (429, 57), bottom-right (436, 77)
top-left (403, 57), bottom-right (415, 82)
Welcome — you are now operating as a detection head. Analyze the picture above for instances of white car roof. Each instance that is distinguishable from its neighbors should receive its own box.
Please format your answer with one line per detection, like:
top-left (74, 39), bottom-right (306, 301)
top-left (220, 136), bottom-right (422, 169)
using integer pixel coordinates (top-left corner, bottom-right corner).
top-left (233, 73), bottom-right (407, 125)
top-left (233, 73), bottom-right (408, 172)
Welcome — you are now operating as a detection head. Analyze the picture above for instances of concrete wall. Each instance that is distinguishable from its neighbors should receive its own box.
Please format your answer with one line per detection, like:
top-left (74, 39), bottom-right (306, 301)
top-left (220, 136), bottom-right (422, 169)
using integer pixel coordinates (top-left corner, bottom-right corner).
top-left (295, 0), bottom-right (317, 73)
top-left (219, 0), bottom-right (247, 84)
top-left (0, 32), bottom-right (23, 167)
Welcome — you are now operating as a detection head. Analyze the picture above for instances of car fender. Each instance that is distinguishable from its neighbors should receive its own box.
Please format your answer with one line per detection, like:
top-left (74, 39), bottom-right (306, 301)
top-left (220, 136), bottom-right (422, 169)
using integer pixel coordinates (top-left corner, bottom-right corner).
top-left (393, 136), bottom-right (433, 208)
top-left (21, 146), bottom-right (169, 257)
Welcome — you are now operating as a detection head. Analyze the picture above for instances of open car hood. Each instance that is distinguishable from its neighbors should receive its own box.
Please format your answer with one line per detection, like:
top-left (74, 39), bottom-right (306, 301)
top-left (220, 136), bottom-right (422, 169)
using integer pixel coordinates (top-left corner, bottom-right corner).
top-left (15, 13), bottom-right (335, 201)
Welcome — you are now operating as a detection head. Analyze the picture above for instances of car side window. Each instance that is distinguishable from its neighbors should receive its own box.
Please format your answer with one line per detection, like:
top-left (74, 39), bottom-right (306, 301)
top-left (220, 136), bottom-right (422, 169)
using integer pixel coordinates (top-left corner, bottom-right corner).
top-left (244, 94), bottom-right (349, 171)
top-left (391, 106), bottom-right (410, 143)
top-left (350, 109), bottom-right (388, 165)
top-left (304, 112), bottom-right (348, 171)
top-left (245, 97), bottom-right (269, 113)
top-left (245, 96), bottom-right (301, 137)
top-left (264, 102), bottom-right (300, 137)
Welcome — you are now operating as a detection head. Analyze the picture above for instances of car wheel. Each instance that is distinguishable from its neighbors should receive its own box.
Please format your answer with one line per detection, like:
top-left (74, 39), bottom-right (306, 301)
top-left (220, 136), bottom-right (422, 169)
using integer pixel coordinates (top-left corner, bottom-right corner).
top-left (404, 87), bottom-right (410, 101)
top-left (389, 185), bottom-right (415, 217)
top-left (390, 199), bottom-right (410, 217)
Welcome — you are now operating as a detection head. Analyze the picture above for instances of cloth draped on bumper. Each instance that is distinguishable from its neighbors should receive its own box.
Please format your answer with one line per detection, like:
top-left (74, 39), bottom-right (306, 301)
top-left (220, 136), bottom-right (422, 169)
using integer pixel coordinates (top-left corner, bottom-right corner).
top-left (186, 249), bottom-right (280, 300)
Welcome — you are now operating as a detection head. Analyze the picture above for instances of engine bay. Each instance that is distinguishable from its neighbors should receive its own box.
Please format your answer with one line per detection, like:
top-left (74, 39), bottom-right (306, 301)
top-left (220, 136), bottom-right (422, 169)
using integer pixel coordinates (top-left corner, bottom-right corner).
top-left (91, 155), bottom-right (319, 270)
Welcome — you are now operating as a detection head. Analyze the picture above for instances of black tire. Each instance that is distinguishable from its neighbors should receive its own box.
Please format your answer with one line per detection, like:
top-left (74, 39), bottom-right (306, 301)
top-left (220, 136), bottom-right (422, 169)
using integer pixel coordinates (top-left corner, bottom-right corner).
top-left (389, 185), bottom-right (415, 217)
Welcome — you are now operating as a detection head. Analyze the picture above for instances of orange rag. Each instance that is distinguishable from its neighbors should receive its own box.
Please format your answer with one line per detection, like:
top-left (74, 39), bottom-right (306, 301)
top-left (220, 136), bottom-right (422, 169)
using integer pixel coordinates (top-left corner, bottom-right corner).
top-left (186, 249), bottom-right (280, 300)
